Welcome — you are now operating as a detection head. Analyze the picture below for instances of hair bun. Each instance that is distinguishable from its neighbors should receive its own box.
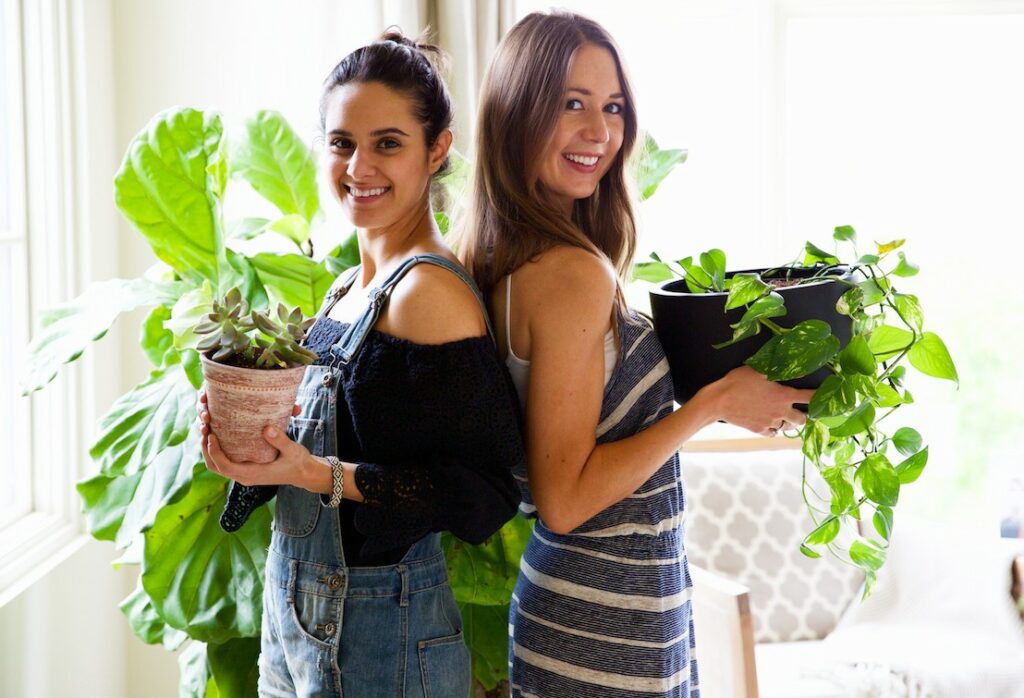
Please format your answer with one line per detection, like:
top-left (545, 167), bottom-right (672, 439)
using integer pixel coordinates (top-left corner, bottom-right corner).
top-left (379, 26), bottom-right (448, 72)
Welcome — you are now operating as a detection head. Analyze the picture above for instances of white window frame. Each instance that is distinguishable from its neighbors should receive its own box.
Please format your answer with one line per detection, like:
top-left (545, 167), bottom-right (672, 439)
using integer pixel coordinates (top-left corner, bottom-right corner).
top-left (0, 0), bottom-right (116, 608)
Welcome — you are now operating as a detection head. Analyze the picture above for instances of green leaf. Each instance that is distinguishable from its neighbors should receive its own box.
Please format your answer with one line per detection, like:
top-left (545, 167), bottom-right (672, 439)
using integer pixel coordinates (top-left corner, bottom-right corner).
top-left (831, 440), bottom-right (856, 466)
top-left (78, 434), bottom-right (201, 546)
top-left (222, 250), bottom-right (269, 311)
top-left (434, 211), bottom-right (450, 236)
top-left (461, 603), bottom-right (511, 690)
top-left (867, 324), bottom-right (914, 360)
top-left (632, 133), bottom-right (688, 200)
top-left (908, 332), bottom-right (959, 383)
top-left (325, 231), bottom-right (361, 277)
top-left (800, 543), bottom-right (822, 559)
top-left (700, 249), bottom-right (727, 289)
top-left (88, 363), bottom-right (198, 477)
top-left (142, 469), bottom-right (270, 644)
top-left (849, 538), bottom-right (887, 572)
top-left (896, 447), bottom-right (929, 484)
top-left (838, 335), bottom-right (876, 376)
top-left (120, 577), bottom-right (187, 650)
top-left (232, 110), bottom-right (319, 222)
top-left (873, 505), bottom-right (894, 542)
top-left (801, 419), bottom-right (830, 462)
top-left (267, 214), bottom-right (311, 249)
top-left (679, 256), bottom-right (715, 292)
top-left (714, 292), bottom-right (787, 348)
top-left (140, 304), bottom-right (175, 367)
top-left (436, 147), bottom-right (471, 203)
top-left (804, 242), bottom-right (839, 265)
top-left (745, 320), bottom-right (840, 381)
top-left (875, 383), bottom-right (907, 408)
top-left (892, 251), bottom-right (920, 277)
top-left (724, 273), bottom-right (770, 310)
top-left (856, 254), bottom-right (880, 265)
top-left (166, 283), bottom-right (216, 351)
top-left (809, 375), bottom-right (857, 419)
top-left (858, 279), bottom-right (885, 306)
top-left (834, 225), bottom-right (857, 243)
top-left (632, 261), bottom-right (676, 283)
top-left (856, 453), bottom-right (900, 507)
top-left (442, 516), bottom-right (532, 606)
top-left (207, 637), bottom-right (261, 698)
top-left (876, 239), bottom-right (906, 255)
top-left (893, 293), bottom-right (924, 332)
top-left (805, 516), bottom-right (840, 546)
top-left (248, 252), bottom-right (334, 317)
top-left (829, 401), bottom-right (876, 438)
top-left (823, 466), bottom-right (855, 516)
top-left (21, 278), bottom-right (184, 394)
top-left (836, 287), bottom-right (864, 317)
top-left (114, 108), bottom-right (225, 284)
top-left (891, 427), bottom-right (923, 456)
top-left (178, 642), bottom-right (212, 698)
top-left (227, 217), bottom-right (271, 241)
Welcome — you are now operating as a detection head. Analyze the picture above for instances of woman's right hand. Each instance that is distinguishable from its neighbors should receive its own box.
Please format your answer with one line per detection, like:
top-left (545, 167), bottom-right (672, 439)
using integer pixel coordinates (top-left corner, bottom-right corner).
top-left (699, 366), bottom-right (816, 437)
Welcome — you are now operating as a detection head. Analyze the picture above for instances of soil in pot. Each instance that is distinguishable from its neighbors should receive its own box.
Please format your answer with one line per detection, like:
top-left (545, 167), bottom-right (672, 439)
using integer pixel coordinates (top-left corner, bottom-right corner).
top-left (201, 353), bottom-right (308, 463)
top-left (649, 266), bottom-right (853, 404)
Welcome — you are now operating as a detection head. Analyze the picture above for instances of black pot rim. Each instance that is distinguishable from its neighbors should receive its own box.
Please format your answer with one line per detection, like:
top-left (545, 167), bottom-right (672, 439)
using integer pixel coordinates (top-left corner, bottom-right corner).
top-left (650, 265), bottom-right (852, 298)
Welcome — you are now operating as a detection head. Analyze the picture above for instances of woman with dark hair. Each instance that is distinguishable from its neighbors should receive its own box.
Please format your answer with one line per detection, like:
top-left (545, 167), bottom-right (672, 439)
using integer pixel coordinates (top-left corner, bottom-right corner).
top-left (198, 31), bottom-right (523, 697)
top-left (462, 11), bottom-right (814, 697)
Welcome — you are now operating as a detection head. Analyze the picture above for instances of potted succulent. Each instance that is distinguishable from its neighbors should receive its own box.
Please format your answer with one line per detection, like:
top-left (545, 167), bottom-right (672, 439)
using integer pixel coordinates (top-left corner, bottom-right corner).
top-left (192, 287), bottom-right (317, 463)
top-left (637, 227), bottom-right (959, 594)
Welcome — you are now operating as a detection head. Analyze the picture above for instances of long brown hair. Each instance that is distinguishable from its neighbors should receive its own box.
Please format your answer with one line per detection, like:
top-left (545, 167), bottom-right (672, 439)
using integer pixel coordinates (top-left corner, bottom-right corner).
top-left (458, 11), bottom-right (640, 315)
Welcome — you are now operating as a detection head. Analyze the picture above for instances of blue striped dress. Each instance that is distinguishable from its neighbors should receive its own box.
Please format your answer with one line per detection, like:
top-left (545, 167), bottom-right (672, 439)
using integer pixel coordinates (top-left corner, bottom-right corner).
top-left (509, 312), bottom-right (700, 698)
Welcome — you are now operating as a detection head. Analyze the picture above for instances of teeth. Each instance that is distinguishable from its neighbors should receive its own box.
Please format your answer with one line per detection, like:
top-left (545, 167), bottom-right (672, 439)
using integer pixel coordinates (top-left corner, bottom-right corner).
top-left (350, 186), bottom-right (389, 198)
top-left (564, 154), bottom-right (599, 166)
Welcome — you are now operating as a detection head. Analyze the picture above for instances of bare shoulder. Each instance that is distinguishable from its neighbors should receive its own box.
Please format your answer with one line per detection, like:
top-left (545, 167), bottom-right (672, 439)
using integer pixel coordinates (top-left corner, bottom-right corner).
top-left (380, 260), bottom-right (489, 345)
top-left (519, 246), bottom-right (617, 320)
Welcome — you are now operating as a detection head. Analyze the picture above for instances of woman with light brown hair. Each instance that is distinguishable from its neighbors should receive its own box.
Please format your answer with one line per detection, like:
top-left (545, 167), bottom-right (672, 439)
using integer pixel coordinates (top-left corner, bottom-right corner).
top-left (462, 10), bottom-right (814, 697)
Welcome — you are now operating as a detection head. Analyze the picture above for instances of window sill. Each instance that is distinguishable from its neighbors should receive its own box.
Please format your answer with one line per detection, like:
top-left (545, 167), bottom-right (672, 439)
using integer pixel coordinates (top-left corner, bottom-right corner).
top-left (0, 513), bottom-right (87, 609)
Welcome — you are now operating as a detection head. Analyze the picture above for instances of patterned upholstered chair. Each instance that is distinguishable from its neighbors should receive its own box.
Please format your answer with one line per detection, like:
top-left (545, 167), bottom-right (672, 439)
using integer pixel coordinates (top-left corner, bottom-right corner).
top-left (682, 450), bottom-right (1024, 698)
top-left (682, 450), bottom-right (863, 698)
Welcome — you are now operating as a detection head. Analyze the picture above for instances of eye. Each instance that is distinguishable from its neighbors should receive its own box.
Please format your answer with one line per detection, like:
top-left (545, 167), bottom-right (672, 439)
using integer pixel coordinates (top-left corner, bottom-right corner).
top-left (330, 137), bottom-right (354, 150)
top-left (604, 102), bottom-right (624, 115)
top-left (378, 138), bottom-right (401, 150)
top-left (565, 98), bottom-right (584, 111)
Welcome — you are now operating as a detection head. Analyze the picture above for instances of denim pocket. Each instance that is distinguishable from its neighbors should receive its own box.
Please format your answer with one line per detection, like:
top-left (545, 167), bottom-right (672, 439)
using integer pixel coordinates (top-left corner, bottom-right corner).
top-left (287, 586), bottom-right (341, 650)
top-left (287, 417), bottom-right (324, 454)
top-left (273, 417), bottom-right (325, 537)
top-left (418, 631), bottom-right (470, 698)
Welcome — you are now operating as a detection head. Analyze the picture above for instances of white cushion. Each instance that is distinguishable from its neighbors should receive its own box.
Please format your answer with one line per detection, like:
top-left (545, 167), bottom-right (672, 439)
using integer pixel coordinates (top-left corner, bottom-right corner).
top-left (754, 641), bottom-right (847, 698)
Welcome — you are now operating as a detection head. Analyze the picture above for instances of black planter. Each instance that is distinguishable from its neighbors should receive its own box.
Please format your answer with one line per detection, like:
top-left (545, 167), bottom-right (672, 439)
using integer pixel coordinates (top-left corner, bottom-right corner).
top-left (649, 266), bottom-right (854, 404)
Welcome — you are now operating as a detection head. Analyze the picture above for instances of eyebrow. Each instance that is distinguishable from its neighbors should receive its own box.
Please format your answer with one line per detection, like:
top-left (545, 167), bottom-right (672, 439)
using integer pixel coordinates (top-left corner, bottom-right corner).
top-left (567, 87), bottom-right (624, 99)
top-left (328, 127), bottom-right (410, 137)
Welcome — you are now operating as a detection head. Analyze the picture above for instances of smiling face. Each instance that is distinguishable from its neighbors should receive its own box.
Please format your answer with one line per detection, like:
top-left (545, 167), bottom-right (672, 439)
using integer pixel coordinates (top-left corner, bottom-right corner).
top-left (322, 81), bottom-right (449, 229)
top-left (535, 43), bottom-right (627, 214)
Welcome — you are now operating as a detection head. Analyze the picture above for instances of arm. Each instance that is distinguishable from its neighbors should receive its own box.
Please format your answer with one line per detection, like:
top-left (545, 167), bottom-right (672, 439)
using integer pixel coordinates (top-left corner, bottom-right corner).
top-left (522, 249), bottom-right (814, 534)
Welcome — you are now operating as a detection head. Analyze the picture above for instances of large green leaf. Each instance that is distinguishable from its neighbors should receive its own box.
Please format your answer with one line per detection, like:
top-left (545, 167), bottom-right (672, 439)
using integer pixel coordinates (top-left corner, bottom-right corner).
top-left (724, 273), bottom-right (770, 310)
top-left (114, 108), bottom-right (225, 284)
top-left (632, 261), bottom-right (675, 283)
top-left (849, 538), bottom-right (886, 572)
top-left (142, 469), bottom-right (270, 644)
top-left (324, 231), bottom-right (361, 276)
top-left (207, 637), bottom-right (261, 698)
top-left (461, 603), bottom-right (511, 691)
top-left (443, 516), bottom-right (532, 606)
top-left (632, 133), bottom-right (688, 201)
top-left (908, 332), bottom-right (958, 383)
top-left (838, 335), bottom-right (876, 376)
top-left (179, 642), bottom-right (215, 698)
top-left (21, 278), bottom-right (184, 394)
top-left (855, 453), bottom-right (900, 507)
top-left (88, 363), bottom-right (197, 477)
top-left (248, 252), bottom-right (334, 317)
top-left (867, 324), bottom-right (914, 360)
top-left (745, 320), bottom-right (840, 381)
top-left (120, 577), bottom-right (189, 650)
top-left (141, 304), bottom-right (176, 367)
top-left (232, 110), bottom-right (319, 223)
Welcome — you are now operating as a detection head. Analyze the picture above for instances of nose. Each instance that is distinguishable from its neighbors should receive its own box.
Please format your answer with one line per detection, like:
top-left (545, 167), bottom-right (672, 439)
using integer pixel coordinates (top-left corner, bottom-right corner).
top-left (346, 146), bottom-right (376, 180)
top-left (581, 110), bottom-right (610, 144)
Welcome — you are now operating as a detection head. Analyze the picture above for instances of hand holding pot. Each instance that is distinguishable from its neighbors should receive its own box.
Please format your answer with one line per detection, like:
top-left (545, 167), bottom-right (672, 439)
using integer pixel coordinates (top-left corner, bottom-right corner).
top-left (699, 366), bottom-right (815, 437)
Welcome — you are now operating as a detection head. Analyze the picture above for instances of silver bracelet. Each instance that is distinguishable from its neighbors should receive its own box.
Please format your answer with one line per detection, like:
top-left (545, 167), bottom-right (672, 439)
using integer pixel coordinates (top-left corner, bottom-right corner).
top-left (321, 456), bottom-right (344, 508)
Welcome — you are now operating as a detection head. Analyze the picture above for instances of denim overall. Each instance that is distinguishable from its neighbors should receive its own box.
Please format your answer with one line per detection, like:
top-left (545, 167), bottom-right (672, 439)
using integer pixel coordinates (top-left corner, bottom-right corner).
top-left (258, 254), bottom-right (493, 698)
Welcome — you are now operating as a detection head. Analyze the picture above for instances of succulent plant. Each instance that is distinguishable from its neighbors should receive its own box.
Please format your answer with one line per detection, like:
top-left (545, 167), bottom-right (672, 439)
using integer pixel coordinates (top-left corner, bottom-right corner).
top-left (194, 287), bottom-right (318, 368)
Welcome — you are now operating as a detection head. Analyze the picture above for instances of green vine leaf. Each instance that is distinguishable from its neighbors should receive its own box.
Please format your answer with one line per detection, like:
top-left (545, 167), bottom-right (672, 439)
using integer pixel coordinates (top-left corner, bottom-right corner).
top-left (801, 419), bottom-right (830, 462)
top-left (896, 447), bottom-right (929, 484)
top-left (834, 225), bottom-right (857, 243)
top-left (724, 273), bottom-right (770, 310)
top-left (891, 427), bottom-right (923, 456)
top-left (838, 335), bottom-right (876, 376)
top-left (804, 516), bottom-right (840, 546)
top-left (867, 324), bottom-right (914, 360)
top-left (745, 320), bottom-right (840, 381)
top-left (829, 401), bottom-right (876, 438)
top-left (849, 538), bottom-right (887, 572)
top-left (856, 454), bottom-right (900, 507)
top-left (907, 332), bottom-right (959, 383)
top-left (892, 251), bottom-right (920, 277)
top-left (873, 505), bottom-right (894, 542)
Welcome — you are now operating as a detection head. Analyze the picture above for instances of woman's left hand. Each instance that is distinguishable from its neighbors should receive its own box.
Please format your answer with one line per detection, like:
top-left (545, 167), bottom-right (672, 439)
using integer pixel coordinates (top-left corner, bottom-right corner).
top-left (201, 423), bottom-right (314, 489)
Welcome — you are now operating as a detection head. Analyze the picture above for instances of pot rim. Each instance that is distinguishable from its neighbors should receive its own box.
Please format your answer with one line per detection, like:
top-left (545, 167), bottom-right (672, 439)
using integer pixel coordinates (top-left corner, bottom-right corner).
top-left (199, 351), bottom-right (309, 376)
top-left (650, 265), bottom-right (853, 298)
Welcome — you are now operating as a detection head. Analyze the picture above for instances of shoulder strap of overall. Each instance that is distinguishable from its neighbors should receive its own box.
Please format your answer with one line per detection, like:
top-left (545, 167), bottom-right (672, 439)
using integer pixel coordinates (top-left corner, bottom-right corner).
top-left (328, 253), bottom-right (495, 365)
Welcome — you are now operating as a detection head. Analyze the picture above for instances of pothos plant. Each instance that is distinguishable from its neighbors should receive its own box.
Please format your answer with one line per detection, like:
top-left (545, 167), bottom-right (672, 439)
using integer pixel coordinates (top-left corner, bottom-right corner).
top-left (20, 103), bottom-right (687, 697)
top-left (636, 227), bottom-right (959, 595)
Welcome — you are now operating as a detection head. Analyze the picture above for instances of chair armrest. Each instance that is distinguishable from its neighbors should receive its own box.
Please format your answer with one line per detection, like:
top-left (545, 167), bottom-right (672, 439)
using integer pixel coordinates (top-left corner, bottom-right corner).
top-left (690, 564), bottom-right (759, 698)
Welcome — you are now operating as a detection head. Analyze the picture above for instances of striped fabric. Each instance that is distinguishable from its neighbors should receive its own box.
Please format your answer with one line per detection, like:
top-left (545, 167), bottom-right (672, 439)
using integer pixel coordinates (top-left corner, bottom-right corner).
top-left (509, 313), bottom-right (700, 698)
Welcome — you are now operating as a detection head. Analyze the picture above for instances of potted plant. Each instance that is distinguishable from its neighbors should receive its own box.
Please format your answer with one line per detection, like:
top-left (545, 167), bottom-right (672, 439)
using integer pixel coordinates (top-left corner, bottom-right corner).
top-left (192, 287), bottom-right (317, 463)
top-left (637, 227), bottom-right (959, 594)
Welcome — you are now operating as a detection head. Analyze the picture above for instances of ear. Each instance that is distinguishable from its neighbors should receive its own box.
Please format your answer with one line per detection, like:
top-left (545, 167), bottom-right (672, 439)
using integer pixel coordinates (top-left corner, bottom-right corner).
top-left (428, 128), bottom-right (454, 175)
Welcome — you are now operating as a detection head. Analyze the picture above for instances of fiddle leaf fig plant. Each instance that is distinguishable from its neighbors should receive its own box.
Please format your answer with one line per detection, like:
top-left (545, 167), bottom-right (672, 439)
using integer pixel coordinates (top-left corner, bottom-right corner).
top-left (638, 228), bottom-right (958, 596)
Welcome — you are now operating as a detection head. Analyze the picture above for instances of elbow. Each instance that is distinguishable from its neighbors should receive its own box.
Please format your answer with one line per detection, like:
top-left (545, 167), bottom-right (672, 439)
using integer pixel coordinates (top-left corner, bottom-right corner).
top-left (536, 502), bottom-right (582, 536)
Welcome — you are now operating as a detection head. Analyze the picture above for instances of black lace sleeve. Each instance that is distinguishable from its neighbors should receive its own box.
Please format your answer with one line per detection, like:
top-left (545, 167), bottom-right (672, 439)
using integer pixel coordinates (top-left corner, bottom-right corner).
top-left (342, 333), bottom-right (524, 558)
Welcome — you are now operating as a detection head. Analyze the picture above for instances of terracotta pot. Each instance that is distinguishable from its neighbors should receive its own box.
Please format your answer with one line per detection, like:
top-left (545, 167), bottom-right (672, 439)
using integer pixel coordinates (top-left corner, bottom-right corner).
top-left (649, 266), bottom-right (854, 404)
top-left (200, 353), bottom-right (308, 463)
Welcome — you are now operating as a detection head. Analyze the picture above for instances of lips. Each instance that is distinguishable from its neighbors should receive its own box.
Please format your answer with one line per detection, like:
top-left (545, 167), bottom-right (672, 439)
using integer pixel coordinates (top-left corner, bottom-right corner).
top-left (562, 152), bottom-right (601, 173)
